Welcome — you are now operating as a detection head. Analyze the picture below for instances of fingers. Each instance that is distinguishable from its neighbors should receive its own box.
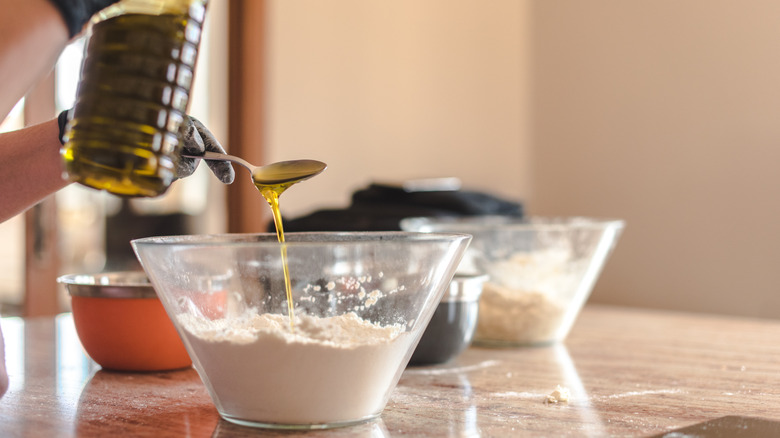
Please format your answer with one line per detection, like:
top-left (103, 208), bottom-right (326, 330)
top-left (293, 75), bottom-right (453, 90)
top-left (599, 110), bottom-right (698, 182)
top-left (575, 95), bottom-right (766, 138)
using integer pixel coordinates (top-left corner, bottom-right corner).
top-left (175, 120), bottom-right (201, 178)
top-left (188, 116), bottom-right (217, 150)
top-left (181, 116), bottom-right (205, 155)
top-left (206, 160), bottom-right (236, 184)
top-left (183, 116), bottom-right (236, 184)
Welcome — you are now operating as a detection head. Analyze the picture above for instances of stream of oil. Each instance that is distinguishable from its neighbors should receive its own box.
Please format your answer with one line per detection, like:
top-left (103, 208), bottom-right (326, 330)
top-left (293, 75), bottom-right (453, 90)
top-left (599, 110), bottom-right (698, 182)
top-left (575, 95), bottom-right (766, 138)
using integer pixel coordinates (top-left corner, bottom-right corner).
top-left (254, 181), bottom-right (296, 331)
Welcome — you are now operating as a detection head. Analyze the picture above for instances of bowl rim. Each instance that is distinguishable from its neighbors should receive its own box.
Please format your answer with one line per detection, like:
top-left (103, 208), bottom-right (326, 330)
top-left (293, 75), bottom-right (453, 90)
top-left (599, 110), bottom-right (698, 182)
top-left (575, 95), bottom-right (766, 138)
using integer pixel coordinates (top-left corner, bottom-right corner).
top-left (57, 271), bottom-right (157, 299)
top-left (442, 273), bottom-right (489, 303)
top-left (400, 216), bottom-right (626, 232)
top-left (130, 231), bottom-right (473, 248)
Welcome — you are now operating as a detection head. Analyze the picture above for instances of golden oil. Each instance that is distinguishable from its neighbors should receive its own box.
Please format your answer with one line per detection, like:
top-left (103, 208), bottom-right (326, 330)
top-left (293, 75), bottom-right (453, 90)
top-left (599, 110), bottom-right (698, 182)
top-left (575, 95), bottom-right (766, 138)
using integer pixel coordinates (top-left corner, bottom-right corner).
top-left (255, 180), bottom-right (297, 331)
top-left (62, 1), bottom-right (207, 197)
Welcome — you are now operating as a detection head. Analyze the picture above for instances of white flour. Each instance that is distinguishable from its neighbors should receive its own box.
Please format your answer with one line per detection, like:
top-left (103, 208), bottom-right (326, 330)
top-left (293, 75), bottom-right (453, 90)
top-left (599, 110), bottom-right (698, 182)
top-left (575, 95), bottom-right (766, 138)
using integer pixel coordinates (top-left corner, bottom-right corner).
top-left (475, 249), bottom-right (577, 345)
top-left (546, 385), bottom-right (571, 404)
top-left (476, 282), bottom-right (566, 344)
top-left (178, 311), bottom-right (413, 426)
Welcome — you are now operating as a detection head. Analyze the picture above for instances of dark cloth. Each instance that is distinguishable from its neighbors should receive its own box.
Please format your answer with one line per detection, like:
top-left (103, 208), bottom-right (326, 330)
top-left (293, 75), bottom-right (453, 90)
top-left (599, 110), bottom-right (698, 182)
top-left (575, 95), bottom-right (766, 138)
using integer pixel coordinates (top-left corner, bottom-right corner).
top-left (57, 110), bottom-right (70, 144)
top-left (47, 0), bottom-right (120, 38)
top-left (275, 183), bottom-right (524, 232)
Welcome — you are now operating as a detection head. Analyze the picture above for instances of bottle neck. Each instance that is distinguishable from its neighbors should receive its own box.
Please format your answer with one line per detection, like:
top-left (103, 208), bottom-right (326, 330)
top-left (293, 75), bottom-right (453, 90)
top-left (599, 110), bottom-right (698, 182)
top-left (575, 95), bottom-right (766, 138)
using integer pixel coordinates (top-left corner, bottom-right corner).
top-left (93, 0), bottom-right (207, 21)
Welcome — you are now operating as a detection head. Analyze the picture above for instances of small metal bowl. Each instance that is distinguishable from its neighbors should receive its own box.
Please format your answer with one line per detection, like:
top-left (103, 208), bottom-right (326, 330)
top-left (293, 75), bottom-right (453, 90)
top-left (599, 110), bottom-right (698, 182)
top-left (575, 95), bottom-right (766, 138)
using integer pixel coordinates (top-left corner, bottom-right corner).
top-left (408, 273), bottom-right (488, 366)
top-left (58, 271), bottom-right (191, 372)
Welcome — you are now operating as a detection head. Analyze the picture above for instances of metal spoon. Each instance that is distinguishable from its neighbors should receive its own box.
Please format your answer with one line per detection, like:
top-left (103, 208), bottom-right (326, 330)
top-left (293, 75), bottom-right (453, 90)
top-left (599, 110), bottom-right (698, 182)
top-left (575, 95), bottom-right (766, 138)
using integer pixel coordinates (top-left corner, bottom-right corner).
top-left (187, 151), bottom-right (327, 185)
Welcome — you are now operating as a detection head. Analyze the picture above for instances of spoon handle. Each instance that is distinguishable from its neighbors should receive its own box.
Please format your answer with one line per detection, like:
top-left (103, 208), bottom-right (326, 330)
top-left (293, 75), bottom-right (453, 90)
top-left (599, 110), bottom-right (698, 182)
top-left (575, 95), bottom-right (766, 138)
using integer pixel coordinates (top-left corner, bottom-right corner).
top-left (183, 151), bottom-right (254, 172)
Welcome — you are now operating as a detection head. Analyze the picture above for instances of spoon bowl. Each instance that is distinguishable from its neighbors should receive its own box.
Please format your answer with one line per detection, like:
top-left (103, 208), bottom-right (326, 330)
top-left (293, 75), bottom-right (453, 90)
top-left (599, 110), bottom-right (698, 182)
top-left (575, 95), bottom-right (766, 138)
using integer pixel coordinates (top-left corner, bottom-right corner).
top-left (188, 151), bottom-right (327, 186)
top-left (250, 159), bottom-right (328, 185)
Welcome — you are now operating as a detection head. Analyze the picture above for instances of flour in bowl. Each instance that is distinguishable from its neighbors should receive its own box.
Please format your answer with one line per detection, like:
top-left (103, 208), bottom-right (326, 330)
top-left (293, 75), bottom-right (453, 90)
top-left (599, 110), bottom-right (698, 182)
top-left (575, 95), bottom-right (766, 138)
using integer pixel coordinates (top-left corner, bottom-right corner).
top-left (178, 311), bottom-right (413, 426)
top-left (475, 249), bottom-right (579, 345)
top-left (476, 282), bottom-right (566, 344)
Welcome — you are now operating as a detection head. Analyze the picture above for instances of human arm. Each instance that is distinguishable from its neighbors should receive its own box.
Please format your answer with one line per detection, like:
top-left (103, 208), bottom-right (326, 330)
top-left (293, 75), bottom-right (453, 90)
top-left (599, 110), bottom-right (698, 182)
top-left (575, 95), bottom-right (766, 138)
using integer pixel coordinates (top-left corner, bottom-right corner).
top-left (0, 113), bottom-right (235, 223)
top-left (1, 0), bottom-right (121, 118)
top-left (0, 119), bottom-right (70, 223)
top-left (0, 0), bottom-right (69, 118)
top-left (0, 0), bottom-right (232, 225)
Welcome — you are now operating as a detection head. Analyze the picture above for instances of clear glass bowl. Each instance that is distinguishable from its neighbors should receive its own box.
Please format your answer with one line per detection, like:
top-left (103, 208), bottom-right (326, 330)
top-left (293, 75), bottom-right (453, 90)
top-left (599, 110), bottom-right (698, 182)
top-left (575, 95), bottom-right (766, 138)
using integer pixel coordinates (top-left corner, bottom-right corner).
top-left (131, 232), bottom-right (470, 429)
top-left (401, 217), bottom-right (625, 347)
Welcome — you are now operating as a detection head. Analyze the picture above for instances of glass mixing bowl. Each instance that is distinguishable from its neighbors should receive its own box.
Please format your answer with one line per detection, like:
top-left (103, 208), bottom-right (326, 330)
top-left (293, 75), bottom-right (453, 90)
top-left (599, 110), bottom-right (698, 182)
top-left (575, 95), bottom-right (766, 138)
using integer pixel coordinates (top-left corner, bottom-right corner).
top-left (401, 216), bottom-right (625, 346)
top-left (132, 232), bottom-right (470, 429)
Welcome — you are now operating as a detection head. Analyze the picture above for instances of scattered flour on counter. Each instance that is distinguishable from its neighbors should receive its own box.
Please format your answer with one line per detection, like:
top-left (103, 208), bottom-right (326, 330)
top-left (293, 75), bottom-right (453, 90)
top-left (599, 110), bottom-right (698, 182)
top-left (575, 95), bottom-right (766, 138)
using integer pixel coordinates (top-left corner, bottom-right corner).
top-left (404, 360), bottom-right (501, 376)
top-left (545, 385), bottom-right (571, 404)
top-left (178, 311), bottom-right (414, 425)
top-left (492, 391), bottom-right (546, 400)
top-left (601, 388), bottom-right (683, 400)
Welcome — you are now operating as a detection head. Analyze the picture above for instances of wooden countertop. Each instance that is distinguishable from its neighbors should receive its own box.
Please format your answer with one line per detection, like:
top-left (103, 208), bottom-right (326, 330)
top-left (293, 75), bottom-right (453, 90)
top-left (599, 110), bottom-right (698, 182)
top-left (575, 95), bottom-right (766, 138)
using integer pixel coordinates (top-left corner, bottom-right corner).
top-left (1, 304), bottom-right (780, 437)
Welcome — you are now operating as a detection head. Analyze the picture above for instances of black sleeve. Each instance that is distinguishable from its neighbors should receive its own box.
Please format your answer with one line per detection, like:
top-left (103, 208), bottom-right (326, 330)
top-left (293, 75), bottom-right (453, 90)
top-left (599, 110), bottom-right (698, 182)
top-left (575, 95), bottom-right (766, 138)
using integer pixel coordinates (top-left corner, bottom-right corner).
top-left (47, 0), bottom-right (120, 38)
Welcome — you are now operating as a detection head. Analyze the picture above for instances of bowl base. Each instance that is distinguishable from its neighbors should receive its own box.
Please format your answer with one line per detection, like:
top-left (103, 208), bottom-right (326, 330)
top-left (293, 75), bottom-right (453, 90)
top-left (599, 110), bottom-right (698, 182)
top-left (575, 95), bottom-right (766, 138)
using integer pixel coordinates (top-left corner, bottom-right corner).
top-left (473, 338), bottom-right (560, 348)
top-left (220, 412), bottom-right (381, 430)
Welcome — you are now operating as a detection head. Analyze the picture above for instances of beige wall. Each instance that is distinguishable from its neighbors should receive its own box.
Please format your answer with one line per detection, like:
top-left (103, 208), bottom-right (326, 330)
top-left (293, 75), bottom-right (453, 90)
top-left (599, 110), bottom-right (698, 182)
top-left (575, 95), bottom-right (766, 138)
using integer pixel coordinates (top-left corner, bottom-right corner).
top-left (264, 0), bottom-right (531, 217)
top-left (262, 1), bottom-right (780, 318)
top-left (531, 1), bottom-right (780, 317)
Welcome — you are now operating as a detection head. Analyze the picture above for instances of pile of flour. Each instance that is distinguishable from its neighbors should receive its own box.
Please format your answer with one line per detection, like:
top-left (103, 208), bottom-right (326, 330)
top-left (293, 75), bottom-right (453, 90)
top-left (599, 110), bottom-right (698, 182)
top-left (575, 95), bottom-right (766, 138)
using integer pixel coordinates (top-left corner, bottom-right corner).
top-left (475, 249), bottom-right (578, 345)
top-left (178, 311), bottom-right (413, 425)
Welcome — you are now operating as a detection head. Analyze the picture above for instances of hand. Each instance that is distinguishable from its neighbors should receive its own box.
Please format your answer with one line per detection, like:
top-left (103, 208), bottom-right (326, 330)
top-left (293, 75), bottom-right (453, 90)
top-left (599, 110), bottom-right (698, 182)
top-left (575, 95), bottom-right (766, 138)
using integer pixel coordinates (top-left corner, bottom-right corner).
top-left (47, 0), bottom-right (121, 38)
top-left (178, 116), bottom-right (235, 184)
top-left (57, 111), bottom-right (235, 185)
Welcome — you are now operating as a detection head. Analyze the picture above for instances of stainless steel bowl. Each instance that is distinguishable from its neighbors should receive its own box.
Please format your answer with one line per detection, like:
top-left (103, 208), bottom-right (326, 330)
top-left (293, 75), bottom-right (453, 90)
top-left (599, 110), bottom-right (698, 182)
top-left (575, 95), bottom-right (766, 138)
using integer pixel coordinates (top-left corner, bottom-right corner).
top-left (408, 273), bottom-right (488, 366)
top-left (59, 271), bottom-right (156, 298)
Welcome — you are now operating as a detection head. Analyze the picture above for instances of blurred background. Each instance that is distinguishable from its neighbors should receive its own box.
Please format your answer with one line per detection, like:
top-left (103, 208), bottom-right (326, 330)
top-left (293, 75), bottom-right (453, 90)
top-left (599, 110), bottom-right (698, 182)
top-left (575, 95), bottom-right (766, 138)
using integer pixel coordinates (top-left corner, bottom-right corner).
top-left (1, 0), bottom-right (779, 318)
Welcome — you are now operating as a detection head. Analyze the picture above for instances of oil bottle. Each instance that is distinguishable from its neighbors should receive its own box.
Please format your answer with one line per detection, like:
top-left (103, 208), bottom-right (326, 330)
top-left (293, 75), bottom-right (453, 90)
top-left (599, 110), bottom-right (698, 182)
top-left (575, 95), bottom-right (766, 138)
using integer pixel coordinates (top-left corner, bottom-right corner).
top-left (61, 0), bottom-right (208, 197)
